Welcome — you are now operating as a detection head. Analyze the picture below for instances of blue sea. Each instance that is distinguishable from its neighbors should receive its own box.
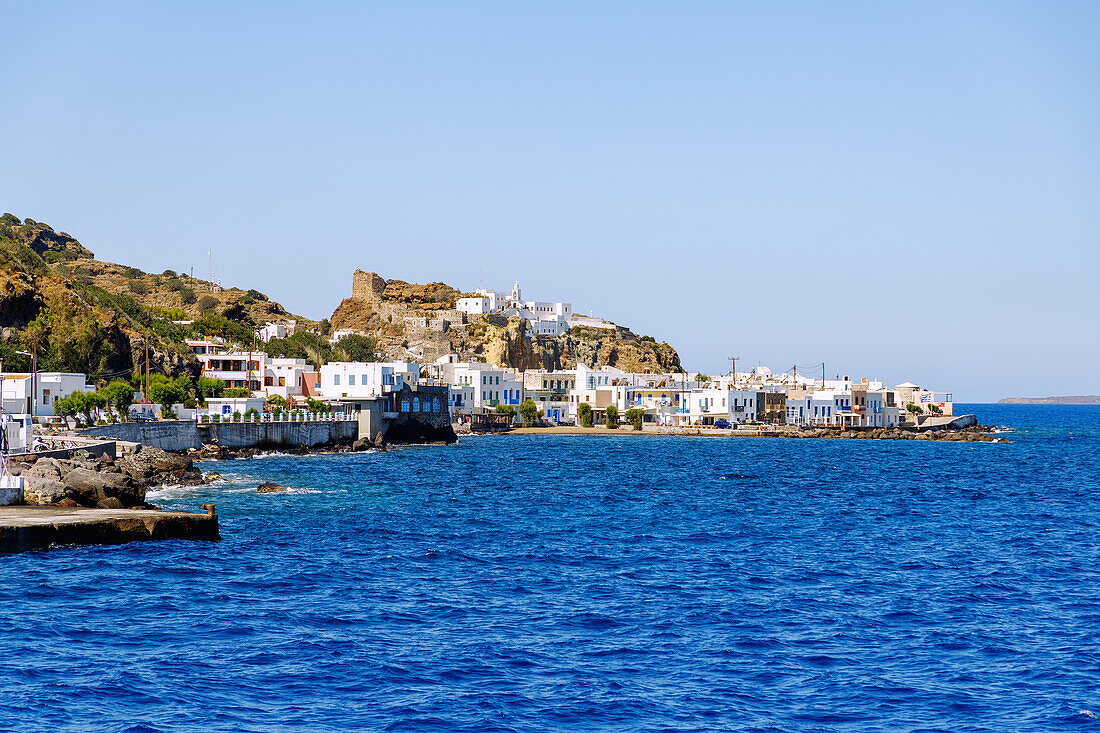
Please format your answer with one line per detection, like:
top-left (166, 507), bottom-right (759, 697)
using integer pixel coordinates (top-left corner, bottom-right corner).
top-left (3, 404), bottom-right (1100, 732)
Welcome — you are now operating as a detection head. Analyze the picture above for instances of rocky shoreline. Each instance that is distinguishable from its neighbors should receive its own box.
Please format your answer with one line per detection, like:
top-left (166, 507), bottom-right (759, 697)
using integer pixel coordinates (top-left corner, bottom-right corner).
top-left (503, 424), bottom-right (1005, 442)
top-left (9, 445), bottom-right (204, 509)
top-left (779, 425), bottom-right (1002, 442)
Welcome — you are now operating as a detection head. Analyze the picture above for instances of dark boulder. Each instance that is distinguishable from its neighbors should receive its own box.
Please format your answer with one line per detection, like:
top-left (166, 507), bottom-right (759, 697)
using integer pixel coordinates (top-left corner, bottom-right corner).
top-left (63, 467), bottom-right (144, 508)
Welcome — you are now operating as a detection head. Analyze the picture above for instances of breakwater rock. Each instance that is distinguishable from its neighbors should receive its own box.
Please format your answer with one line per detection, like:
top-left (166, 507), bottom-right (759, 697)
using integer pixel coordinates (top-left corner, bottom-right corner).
top-left (792, 426), bottom-right (999, 442)
top-left (8, 446), bottom-right (204, 508)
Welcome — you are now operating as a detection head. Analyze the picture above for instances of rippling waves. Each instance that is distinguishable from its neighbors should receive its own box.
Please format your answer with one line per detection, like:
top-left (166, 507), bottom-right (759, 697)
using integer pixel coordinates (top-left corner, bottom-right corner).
top-left (3, 404), bottom-right (1100, 731)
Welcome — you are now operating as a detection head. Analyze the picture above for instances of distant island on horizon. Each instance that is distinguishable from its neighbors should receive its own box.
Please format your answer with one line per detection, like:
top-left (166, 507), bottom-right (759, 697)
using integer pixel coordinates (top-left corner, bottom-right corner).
top-left (998, 396), bottom-right (1100, 405)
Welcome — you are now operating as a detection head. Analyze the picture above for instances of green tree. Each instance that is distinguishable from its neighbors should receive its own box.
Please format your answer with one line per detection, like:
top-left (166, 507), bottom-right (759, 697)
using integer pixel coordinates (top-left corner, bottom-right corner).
top-left (196, 295), bottom-right (219, 313)
top-left (334, 333), bottom-right (379, 362)
top-left (578, 402), bottom-right (593, 428)
top-left (266, 394), bottom-right (288, 410)
top-left (625, 408), bottom-right (644, 430)
top-left (196, 377), bottom-right (226, 400)
top-left (223, 387), bottom-right (252, 398)
top-left (179, 287), bottom-right (196, 304)
top-left (191, 313), bottom-right (253, 346)
top-left (906, 403), bottom-right (923, 415)
top-left (929, 403), bottom-right (942, 415)
top-left (100, 380), bottom-right (135, 418)
top-left (148, 376), bottom-right (188, 415)
top-left (494, 404), bottom-right (515, 416)
top-left (244, 408), bottom-right (260, 420)
top-left (306, 397), bottom-right (330, 413)
top-left (56, 390), bottom-right (104, 427)
top-left (518, 399), bottom-right (540, 427)
top-left (604, 404), bottom-right (619, 428)
top-left (53, 394), bottom-right (75, 427)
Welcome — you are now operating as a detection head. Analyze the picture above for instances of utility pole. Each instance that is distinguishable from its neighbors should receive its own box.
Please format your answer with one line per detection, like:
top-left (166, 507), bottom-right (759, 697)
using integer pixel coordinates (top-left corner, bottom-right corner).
top-left (145, 338), bottom-right (150, 399)
top-left (821, 362), bottom-right (825, 389)
top-left (728, 356), bottom-right (737, 384)
top-left (31, 336), bottom-right (38, 419)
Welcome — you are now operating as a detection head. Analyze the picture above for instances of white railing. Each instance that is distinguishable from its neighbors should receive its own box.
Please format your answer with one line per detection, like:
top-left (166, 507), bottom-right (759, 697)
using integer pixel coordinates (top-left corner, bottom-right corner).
top-left (195, 411), bottom-right (360, 424)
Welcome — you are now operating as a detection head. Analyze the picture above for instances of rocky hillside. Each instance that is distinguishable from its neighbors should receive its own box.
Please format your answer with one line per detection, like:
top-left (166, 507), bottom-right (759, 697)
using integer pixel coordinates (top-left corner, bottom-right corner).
top-left (330, 270), bottom-right (682, 372)
top-left (1, 214), bottom-right (682, 381)
top-left (0, 214), bottom-right (314, 381)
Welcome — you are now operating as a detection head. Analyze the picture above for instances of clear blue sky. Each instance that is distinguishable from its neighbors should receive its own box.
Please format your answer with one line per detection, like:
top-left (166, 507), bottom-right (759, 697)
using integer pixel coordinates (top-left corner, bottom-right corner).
top-left (2, 2), bottom-right (1097, 401)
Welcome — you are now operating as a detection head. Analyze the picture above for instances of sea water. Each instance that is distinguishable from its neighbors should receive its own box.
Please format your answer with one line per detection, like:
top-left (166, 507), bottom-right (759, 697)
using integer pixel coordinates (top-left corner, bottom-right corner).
top-left (2, 404), bottom-right (1099, 732)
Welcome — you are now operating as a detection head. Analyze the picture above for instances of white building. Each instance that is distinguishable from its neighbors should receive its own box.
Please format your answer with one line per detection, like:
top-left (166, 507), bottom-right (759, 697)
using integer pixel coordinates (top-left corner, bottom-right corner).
top-left (191, 342), bottom-right (267, 394)
top-left (451, 362), bottom-right (522, 412)
top-left (1, 372), bottom-right (94, 418)
top-left (256, 321), bottom-right (296, 343)
top-left (785, 389), bottom-right (851, 426)
top-left (189, 338), bottom-right (309, 399)
top-left (200, 397), bottom-right (266, 419)
top-left (330, 328), bottom-right (366, 345)
top-left (319, 361), bottom-right (421, 400)
top-left (456, 282), bottom-right (573, 336)
top-left (456, 296), bottom-right (493, 315)
top-left (265, 358), bottom-right (310, 400)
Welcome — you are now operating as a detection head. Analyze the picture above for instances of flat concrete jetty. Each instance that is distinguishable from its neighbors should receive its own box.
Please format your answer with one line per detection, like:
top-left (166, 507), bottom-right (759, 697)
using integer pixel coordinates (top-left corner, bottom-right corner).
top-left (0, 506), bottom-right (220, 553)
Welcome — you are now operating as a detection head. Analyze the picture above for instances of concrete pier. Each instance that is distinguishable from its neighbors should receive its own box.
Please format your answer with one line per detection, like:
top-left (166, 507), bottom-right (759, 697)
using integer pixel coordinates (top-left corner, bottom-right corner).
top-left (0, 506), bottom-right (220, 553)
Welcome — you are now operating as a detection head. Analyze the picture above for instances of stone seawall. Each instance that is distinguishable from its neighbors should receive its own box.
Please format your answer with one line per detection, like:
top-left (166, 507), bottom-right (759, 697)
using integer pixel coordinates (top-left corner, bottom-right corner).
top-left (80, 420), bottom-right (358, 452)
top-left (80, 421), bottom-right (200, 451)
top-left (212, 420), bottom-right (358, 448)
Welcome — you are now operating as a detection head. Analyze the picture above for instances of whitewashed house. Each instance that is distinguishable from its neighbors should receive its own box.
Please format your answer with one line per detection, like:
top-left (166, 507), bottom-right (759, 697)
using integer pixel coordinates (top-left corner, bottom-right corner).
top-left (1, 372), bottom-right (94, 418)
top-left (320, 361), bottom-right (421, 400)
top-left (256, 321), bottom-right (295, 343)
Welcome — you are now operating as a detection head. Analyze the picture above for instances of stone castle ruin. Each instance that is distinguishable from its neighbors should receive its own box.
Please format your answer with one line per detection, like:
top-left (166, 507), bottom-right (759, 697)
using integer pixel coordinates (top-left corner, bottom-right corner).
top-left (351, 270), bottom-right (387, 303)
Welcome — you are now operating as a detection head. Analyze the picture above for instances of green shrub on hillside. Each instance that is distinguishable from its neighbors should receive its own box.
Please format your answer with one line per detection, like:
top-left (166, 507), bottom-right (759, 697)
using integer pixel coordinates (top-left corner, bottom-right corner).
top-left (191, 313), bottom-right (253, 345)
top-left (334, 333), bottom-right (379, 362)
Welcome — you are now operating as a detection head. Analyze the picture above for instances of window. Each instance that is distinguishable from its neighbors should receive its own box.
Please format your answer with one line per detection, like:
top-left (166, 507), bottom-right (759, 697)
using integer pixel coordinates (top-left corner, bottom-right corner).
top-left (413, 397), bottom-right (421, 412)
top-left (349, 375), bottom-right (355, 386)
top-left (334, 375), bottom-right (340, 386)
top-left (400, 397), bottom-right (411, 412)
top-left (363, 375), bottom-right (368, 384)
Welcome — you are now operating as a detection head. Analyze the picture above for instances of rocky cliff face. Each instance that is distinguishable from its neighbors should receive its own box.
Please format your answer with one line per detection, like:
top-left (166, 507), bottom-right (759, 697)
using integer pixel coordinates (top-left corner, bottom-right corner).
top-left (0, 268), bottom-right (43, 332)
top-left (330, 273), bottom-right (682, 372)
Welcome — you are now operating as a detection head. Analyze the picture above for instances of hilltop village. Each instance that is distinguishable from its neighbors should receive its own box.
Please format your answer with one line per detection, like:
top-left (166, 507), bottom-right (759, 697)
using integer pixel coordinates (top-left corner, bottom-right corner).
top-left (0, 215), bottom-right (967, 455)
top-left (3, 269), bottom-right (955, 440)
